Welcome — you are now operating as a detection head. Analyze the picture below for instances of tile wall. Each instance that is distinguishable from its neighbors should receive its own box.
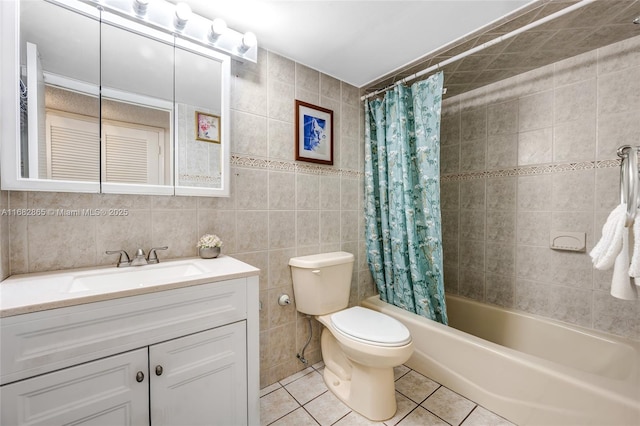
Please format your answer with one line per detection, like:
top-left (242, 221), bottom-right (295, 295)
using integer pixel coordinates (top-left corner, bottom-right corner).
top-left (440, 34), bottom-right (640, 341)
top-left (0, 49), bottom-right (375, 387)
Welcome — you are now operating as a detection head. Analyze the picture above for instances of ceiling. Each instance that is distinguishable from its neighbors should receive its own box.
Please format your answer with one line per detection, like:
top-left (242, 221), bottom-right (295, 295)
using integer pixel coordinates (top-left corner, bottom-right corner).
top-left (179, 0), bottom-right (640, 96)
top-left (179, 0), bottom-right (532, 87)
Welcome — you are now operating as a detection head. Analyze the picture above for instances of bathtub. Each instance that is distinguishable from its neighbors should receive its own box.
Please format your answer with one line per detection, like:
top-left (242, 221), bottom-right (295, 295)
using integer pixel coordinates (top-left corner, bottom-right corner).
top-left (361, 294), bottom-right (640, 426)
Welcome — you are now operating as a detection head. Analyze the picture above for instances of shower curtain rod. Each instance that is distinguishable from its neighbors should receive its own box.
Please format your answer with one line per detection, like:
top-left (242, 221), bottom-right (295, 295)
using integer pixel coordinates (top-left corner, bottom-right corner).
top-left (360, 0), bottom-right (597, 101)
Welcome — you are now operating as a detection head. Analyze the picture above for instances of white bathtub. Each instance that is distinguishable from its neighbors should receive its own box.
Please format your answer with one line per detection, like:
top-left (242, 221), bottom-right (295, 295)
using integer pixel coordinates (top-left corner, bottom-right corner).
top-left (361, 294), bottom-right (640, 426)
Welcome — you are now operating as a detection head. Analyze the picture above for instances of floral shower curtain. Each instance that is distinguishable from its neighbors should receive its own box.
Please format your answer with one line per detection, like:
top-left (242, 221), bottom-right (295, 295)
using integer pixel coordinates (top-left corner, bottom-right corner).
top-left (364, 72), bottom-right (448, 324)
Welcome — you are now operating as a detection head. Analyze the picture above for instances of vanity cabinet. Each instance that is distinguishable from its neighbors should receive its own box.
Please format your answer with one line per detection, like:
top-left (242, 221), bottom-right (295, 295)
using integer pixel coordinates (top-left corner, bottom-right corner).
top-left (2, 323), bottom-right (247, 425)
top-left (0, 267), bottom-right (259, 426)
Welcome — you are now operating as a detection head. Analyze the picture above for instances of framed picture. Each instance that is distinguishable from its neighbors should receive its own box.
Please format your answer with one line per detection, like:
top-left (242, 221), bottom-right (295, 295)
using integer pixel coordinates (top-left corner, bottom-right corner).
top-left (195, 111), bottom-right (221, 143)
top-left (295, 100), bottom-right (333, 165)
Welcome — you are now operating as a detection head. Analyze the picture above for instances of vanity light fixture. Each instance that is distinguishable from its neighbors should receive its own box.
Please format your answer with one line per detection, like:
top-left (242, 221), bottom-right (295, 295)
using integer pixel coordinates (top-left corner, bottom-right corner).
top-left (92, 0), bottom-right (258, 62)
top-left (209, 18), bottom-right (227, 43)
top-left (238, 31), bottom-right (257, 54)
top-left (132, 0), bottom-right (149, 17)
top-left (174, 2), bottom-right (191, 30)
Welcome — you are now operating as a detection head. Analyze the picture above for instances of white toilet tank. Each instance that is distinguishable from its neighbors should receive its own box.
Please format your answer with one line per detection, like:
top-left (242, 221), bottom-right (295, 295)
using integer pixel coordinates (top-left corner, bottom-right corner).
top-left (289, 251), bottom-right (355, 315)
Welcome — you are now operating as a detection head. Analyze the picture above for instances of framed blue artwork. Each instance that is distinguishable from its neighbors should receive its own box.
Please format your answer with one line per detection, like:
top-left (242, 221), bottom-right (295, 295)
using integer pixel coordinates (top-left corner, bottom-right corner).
top-left (295, 100), bottom-right (333, 165)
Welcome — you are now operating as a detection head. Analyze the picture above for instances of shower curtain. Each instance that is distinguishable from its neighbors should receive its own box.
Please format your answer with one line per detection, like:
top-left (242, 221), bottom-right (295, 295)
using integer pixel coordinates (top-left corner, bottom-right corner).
top-left (364, 71), bottom-right (448, 325)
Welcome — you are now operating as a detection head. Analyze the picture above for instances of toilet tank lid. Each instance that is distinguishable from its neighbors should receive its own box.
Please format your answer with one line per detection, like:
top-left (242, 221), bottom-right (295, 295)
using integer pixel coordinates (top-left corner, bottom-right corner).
top-left (289, 251), bottom-right (354, 268)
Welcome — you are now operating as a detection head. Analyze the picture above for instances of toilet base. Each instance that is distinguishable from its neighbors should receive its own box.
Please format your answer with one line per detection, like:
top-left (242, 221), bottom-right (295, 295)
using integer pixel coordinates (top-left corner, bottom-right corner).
top-left (323, 360), bottom-right (397, 421)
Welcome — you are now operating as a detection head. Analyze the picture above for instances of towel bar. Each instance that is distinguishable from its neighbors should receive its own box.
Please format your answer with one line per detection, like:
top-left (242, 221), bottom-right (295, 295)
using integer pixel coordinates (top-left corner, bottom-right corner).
top-left (617, 145), bottom-right (639, 227)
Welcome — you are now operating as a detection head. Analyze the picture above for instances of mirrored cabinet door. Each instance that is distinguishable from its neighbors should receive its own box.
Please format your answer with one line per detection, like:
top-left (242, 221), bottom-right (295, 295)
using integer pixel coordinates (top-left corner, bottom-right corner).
top-left (17, 0), bottom-right (100, 191)
top-left (100, 15), bottom-right (175, 195)
top-left (174, 41), bottom-right (230, 197)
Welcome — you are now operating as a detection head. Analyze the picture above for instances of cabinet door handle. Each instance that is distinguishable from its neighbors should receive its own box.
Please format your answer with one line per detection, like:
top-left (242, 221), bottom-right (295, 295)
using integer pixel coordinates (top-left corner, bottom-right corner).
top-left (155, 365), bottom-right (163, 376)
top-left (136, 371), bottom-right (145, 382)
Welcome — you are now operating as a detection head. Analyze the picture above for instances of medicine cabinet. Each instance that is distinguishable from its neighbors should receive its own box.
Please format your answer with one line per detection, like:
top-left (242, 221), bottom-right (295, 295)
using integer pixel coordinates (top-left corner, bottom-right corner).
top-left (0, 0), bottom-right (231, 196)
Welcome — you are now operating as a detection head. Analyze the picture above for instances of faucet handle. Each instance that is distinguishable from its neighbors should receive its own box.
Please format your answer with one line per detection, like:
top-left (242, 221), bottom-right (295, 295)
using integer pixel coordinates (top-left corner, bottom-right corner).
top-left (147, 246), bottom-right (168, 264)
top-left (106, 250), bottom-right (131, 267)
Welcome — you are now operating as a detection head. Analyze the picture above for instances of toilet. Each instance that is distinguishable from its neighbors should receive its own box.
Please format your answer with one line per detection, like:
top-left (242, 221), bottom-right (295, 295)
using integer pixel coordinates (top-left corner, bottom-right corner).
top-left (289, 251), bottom-right (413, 421)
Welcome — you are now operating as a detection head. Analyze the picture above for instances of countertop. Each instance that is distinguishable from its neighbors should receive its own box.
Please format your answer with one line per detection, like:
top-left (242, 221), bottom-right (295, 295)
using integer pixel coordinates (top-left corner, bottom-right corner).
top-left (0, 255), bottom-right (260, 317)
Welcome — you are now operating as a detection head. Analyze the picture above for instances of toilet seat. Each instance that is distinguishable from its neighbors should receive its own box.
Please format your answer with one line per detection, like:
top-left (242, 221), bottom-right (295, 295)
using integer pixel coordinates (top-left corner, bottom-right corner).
top-left (330, 307), bottom-right (411, 347)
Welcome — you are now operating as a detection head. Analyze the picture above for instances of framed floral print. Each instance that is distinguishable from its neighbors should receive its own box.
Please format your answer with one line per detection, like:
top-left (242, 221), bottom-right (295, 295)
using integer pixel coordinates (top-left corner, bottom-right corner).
top-left (196, 111), bottom-right (221, 143)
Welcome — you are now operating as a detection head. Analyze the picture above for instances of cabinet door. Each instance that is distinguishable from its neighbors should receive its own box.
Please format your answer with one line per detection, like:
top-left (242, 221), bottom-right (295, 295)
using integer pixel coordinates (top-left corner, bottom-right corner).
top-left (150, 322), bottom-right (247, 426)
top-left (1, 349), bottom-right (149, 426)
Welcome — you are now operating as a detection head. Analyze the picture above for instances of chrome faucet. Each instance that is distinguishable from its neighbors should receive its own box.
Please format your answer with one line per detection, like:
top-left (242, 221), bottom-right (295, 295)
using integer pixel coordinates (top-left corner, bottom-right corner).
top-left (106, 246), bottom-right (169, 267)
top-left (105, 250), bottom-right (131, 267)
top-left (130, 248), bottom-right (148, 266)
top-left (147, 246), bottom-right (168, 264)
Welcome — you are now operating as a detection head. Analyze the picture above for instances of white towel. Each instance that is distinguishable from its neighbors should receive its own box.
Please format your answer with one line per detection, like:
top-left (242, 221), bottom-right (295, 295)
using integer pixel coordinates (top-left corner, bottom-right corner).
top-left (590, 203), bottom-right (626, 270)
top-left (629, 213), bottom-right (640, 278)
top-left (612, 227), bottom-right (638, 300)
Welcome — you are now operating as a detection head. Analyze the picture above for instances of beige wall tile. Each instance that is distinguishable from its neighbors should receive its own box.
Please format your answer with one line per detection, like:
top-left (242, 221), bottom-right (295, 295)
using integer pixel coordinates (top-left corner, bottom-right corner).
top-left (268, 79), bottom-right (295, 123)
top-left (597, 66), bottom-right (640, 116)
top-left (442, 35), bottom-right (640, 341)
top-left (268, 210), bottom-right (296, 250)
top-left (268, 119), bottom-right (295, 161)
top-left (553, 118), bottom-right (596, 162)
top-left (487, 100), bottom-right (518, 135)
top-left (518, 127), bottom-right (552, 165)
top-left (554, 78), bottom-right (596, 124)
top-left (487, 133), bottom-right (518, 169)
top-left (518, 91), bottom-right (553, 132)
top-left (459, 138), bottom-right (487, 172)
top-left (268, 171), bottom-right (295, 211)
top-left (295, 64), bottom-right (320, 94)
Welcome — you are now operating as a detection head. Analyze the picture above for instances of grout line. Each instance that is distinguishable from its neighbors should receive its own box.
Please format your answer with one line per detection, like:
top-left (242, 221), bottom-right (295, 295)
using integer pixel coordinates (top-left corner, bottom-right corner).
top-left (459, 405), bottom-right (479, 426)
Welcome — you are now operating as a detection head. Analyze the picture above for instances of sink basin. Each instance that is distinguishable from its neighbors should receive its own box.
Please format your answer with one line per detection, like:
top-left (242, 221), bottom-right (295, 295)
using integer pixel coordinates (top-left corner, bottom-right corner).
top-left (62, 260), bottom-right (209, 293)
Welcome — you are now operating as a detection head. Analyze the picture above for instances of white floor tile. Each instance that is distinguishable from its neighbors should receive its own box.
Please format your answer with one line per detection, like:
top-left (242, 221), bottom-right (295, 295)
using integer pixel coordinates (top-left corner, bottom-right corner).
top-left (393, 365), bottom-right (411, 381)
top-left (260, 365), bottom-right (514, 426)
top-left (260, 382), bottom-right (283, 398)
top-left (260, 388), bottom-right (300, 426)
top-left (270, 407), bottom-right (318, 426)
top-left (333, 411), bottom-right (386, 425)
top-left (279, 367), bottom-right (315, 386)
top-left (384, 392), bottom-right (418, 426)
top-left (396, 407), bottom-right (448, 426)
top-left (421, 386), bottom-right (476, 426)
top-left (284, 370), bottom-right (327, 405)
top-left (394, 370), bottom-right (440, 403)
top-left (304, 389), bottom-right (351, 426)
top-left (461, 406), bottom-right (516, 426)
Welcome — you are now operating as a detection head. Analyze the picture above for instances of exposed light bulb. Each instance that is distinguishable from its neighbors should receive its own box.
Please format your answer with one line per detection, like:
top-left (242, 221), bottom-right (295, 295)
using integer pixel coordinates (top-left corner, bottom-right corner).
top-left (133, 0), bottom-right (149, 17)
top-left (238, 31), bottom-right (257, 54)
top-left (174, 2), bottom-right (191, 30)
top-left (209, 18), bottom-right (227, 43)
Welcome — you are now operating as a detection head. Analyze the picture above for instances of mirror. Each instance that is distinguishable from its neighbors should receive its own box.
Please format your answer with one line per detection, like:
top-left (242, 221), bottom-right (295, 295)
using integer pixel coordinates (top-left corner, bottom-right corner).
top-left (17, 0), bottom-right (100, 191)
top-left (1, 0), bottom-right (230, 196)
top-left (100, 16), bottom-right (174, 195)
top-left (174, 42), bottom-right (227, 194)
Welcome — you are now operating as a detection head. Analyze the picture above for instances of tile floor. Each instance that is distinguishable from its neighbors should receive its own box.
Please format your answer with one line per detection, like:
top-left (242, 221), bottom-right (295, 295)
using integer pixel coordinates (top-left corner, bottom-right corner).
top-left (260, 362), bottom-right (516, 426)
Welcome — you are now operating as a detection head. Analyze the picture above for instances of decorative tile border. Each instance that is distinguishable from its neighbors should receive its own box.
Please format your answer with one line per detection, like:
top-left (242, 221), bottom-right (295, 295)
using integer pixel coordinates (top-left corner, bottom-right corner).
top-left (441, 159), bottom-right (621, 182)
top-left (231, 154), bottom-right (364, 178)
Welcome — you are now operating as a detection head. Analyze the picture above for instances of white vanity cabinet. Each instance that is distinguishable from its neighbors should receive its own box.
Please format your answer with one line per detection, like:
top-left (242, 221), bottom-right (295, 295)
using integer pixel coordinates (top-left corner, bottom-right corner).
top-left (0, 258), bottom-right (260, 426)
top-left (2, 348), bottom-right (150, 425)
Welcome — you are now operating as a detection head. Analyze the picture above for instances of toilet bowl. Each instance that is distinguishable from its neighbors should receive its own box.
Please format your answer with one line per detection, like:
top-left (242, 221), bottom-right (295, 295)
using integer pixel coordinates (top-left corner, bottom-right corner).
top-left (289, 252), bottom-right (414, 421)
